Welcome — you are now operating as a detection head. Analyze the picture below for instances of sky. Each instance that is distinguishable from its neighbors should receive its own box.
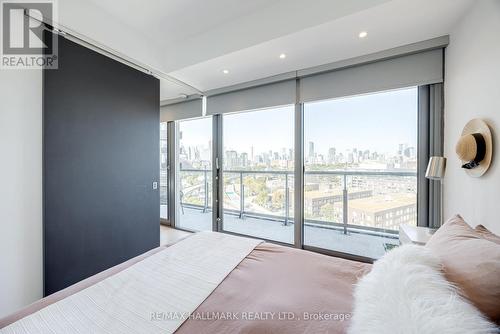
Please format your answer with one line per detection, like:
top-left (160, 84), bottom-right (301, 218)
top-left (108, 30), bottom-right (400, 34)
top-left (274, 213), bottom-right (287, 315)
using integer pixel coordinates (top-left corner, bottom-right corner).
top-left (304, 87), bottom-right (417, 156)
top-left (179, 87), bottom-right (418, 157)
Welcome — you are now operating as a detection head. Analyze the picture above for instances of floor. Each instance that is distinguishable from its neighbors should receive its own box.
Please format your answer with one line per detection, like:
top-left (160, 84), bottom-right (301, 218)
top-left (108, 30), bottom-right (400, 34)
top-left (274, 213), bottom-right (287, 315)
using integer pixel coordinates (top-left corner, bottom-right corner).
top-left (160, 224), bottom-right (192, 246)
top-left (175, 207), bottom-right (399, 259)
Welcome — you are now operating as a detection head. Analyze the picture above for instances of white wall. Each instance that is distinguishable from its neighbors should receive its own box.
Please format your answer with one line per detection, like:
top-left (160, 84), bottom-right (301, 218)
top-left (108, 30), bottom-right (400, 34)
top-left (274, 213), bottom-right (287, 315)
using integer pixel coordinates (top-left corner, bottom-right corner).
top-left (0, 69), bottom-right (43, 317)
top-left (444, 0), bottom-right (500, 234)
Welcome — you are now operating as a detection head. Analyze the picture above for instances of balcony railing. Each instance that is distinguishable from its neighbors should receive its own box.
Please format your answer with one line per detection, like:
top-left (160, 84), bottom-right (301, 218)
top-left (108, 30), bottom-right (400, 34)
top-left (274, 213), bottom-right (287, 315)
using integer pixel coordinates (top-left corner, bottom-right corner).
top-left (178, 168), bottom-right (417, 239)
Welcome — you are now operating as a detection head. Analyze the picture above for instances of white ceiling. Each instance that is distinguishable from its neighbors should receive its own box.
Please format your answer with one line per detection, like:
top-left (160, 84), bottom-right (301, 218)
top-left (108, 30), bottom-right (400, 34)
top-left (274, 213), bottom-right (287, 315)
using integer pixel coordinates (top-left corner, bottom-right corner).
top-left (58, 0), bottom-right (474, 101)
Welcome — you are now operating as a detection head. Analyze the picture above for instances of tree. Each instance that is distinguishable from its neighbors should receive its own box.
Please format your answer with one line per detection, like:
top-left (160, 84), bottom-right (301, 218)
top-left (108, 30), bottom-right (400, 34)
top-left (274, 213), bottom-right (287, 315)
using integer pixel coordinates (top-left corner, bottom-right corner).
top-left (270, 190), bottom-right (285, 210)
top-left (320, 203), bottom-right (336, 221)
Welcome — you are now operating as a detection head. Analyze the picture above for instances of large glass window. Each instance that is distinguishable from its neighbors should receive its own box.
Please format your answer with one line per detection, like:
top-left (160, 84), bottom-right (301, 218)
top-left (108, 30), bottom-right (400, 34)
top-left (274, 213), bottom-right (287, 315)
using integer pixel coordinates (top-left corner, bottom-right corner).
top-left (176, 117), bottom-right (213, 231)
top-left (160, 122), bottom-right (168, 220)
top-left (167, 85), bottom-right (426, 260)
top-left (222, 106), bottom-right (295, 243)
top-left (303, 87), bottom-right (418, 259)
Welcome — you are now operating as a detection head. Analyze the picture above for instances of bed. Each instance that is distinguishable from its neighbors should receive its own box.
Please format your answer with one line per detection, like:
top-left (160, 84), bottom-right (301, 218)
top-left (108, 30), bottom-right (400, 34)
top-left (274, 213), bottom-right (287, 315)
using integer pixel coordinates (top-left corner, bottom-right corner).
top-left (4, 219), bottom-right (497, 334)
top-left (0, 232), bottom-right (370, 333)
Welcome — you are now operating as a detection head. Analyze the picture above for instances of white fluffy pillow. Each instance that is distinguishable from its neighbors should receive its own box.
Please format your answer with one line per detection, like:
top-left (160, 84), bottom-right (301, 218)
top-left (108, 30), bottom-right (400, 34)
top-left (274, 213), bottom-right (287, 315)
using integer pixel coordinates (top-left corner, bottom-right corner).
top-left (348, 245), bottom-right (498, 334)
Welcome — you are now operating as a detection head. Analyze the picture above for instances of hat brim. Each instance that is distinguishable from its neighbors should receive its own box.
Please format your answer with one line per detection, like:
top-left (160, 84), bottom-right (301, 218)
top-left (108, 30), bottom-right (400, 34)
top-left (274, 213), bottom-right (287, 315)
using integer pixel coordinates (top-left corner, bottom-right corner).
top-left (460, 119), bottom-right (492, 177)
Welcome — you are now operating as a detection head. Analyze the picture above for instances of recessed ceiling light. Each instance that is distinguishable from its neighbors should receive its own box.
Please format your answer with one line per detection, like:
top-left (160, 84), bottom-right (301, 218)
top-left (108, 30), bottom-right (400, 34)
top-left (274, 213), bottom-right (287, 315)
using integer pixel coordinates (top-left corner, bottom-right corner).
top-left (279, 53), bottom-right (286, 59)
top-left (358, 31), bottom-right (368, 38)
top-left (222, 69), bottom-right (229, 74)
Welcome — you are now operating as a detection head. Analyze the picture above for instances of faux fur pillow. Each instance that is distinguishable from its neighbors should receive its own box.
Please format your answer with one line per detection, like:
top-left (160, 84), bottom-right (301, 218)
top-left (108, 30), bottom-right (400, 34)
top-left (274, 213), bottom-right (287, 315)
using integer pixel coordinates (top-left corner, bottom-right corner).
top-left (348, 245), bottom-right (497, 334)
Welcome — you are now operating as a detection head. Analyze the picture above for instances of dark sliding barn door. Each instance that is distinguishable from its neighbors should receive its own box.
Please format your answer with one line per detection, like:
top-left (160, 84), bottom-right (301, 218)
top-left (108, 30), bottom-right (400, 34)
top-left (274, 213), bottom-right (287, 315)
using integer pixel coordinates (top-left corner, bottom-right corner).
top-left (43, 35), bottom-right (160, 295)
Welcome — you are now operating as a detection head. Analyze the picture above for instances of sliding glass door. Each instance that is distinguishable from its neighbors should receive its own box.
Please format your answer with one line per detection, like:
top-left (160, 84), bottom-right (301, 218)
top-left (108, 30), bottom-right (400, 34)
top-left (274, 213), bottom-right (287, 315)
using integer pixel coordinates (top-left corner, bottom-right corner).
top-left (303, 87), bottom-right (418, 259)
top-left (175, 117), bottom-right (213, 231)
top-left (221, 106), bottom-right (295, 243)
top-left (167, 86), bottom-right (425, 260)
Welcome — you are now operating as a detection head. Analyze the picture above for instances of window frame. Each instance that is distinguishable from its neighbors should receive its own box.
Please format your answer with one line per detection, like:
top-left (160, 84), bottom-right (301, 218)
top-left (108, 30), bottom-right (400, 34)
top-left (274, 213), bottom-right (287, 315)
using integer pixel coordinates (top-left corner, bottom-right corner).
top-left (159, 121), bottom-right (170, 225)
top-left (166, 83), bottom-right (442, 263)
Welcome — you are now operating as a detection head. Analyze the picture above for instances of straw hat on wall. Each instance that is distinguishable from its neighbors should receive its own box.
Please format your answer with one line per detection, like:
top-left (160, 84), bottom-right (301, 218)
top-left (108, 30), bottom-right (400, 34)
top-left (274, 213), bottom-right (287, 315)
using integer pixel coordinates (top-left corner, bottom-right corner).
top-left (455, 119), bottom-right (492, 177)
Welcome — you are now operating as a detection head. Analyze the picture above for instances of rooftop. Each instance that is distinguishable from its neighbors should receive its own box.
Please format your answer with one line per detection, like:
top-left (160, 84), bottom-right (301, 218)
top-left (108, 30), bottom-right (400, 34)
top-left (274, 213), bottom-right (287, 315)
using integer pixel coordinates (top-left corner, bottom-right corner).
top-left (348, 194), bottom-right (416, 213)
top-left (304, 189), bottom-right (371, 200)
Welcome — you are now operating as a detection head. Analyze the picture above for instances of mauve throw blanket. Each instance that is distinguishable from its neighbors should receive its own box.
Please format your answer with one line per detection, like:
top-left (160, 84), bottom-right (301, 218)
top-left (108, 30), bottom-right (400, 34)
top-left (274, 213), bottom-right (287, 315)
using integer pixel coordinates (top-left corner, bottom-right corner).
top-left (0, 237), bottom-right (370, 333)
top-left (177, 243), bottom-right (370, 334)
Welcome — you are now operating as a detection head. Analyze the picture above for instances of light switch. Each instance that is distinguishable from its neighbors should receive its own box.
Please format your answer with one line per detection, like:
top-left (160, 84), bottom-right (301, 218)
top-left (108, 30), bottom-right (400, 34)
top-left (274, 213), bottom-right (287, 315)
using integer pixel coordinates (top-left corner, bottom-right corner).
top-left (152, 181), bottom-right (158, 190)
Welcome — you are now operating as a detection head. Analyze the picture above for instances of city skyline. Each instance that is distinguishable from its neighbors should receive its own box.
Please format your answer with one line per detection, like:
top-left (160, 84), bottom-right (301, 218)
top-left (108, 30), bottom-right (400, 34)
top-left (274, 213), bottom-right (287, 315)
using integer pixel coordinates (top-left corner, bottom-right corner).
top-left (179, 139), bottom-right (417, 171)
top-left (179, 87), bottom-right (417, 158)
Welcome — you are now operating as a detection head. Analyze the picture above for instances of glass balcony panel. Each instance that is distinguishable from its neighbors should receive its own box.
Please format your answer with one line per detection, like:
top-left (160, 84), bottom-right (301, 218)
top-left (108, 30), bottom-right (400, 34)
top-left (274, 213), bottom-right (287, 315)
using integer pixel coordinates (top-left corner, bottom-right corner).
top-left (222, 171), bottom-right (294, 244)
top-left (177, 169), bottom-right (212, 231)
top-left (303, 174), bottom-right (344, 225)
top-left (347, 175), bottom-right (417, 232)
top-left (176, 117), bottom-right (213, 231)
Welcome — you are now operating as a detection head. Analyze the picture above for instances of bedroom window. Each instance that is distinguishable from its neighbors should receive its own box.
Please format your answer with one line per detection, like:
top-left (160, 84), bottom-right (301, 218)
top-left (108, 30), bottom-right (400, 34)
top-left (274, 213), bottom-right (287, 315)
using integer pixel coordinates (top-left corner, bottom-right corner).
top-left (303, 87), bottom-right (418, 259)
top-left (176, 117), bottom-right (213, 231)
top-left (221, 106), bottom-right (295, 244)
top-left (163, 48), bottom-right (443, 261)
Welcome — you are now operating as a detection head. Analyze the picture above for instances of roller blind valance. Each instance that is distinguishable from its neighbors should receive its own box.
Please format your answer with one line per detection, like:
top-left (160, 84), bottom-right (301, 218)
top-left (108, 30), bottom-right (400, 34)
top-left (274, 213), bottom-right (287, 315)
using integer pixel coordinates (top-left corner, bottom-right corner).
top-left (160, 99), bottom-right (203, 122)
top-left (206, 79), bottom-right (296, 115)
top-left (299, 49), bottom-right (443, 103)
top-left (162, 44), bottom-right (444, 120)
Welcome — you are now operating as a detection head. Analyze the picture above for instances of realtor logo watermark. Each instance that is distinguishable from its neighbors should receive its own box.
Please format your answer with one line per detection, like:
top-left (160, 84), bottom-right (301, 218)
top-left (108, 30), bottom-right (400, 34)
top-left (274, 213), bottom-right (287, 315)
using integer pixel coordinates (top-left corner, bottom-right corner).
top-left (1, 0), bottom-right (58, 69)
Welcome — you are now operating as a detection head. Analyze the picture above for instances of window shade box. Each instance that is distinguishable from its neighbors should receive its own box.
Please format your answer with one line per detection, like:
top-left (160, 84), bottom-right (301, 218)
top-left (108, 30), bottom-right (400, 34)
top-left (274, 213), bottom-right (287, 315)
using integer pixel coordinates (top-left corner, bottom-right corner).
top-left (162, 48), bottom-right (443, 119)
top-left (160, 98), bottom-right (203, 122)
top-left (300, 49), bottom-right (443, 103)
top-left (206, 80), bottom-right (296, 115)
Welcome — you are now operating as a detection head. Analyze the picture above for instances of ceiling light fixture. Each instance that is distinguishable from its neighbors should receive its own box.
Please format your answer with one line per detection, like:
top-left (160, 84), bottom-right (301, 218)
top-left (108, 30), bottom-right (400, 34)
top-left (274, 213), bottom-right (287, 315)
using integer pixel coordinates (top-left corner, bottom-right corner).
top-left (279, 53), bottom-right (286, 59)
top-left (358, 31), bottom-right (368, 38)
top-left (222, 69), bottom-right (229, 74)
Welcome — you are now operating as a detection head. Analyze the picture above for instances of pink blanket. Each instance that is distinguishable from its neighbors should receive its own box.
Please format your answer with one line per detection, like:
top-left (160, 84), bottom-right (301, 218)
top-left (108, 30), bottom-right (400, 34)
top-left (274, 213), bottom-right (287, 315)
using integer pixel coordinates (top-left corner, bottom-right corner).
top-left (177, 243), bottom-right (370, 334)
top-left (1, 238), bottom-right (370, 333)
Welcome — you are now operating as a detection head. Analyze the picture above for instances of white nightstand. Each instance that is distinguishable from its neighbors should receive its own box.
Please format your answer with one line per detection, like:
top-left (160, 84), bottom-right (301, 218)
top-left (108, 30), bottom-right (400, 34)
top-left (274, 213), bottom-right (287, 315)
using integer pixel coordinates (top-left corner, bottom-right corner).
top-left (399, 224), bottom-right (436, 246)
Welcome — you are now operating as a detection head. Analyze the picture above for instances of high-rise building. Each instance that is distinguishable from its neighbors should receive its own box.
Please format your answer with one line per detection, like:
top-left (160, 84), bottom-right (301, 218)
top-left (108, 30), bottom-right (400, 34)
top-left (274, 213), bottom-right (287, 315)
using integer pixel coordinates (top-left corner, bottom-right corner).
top-left (398, 143), bottom-right (409, 156)
top-left (308, 141), bottom-right (315, 159)
top-left (226, 150), bottom-right (238, 169)
top-left (241, 152), bottom-right (248, 167)
top-left (347, 151), bottom-right (354, 164)
top-left (328, 147), bottom-right (336, 163)
top-left (404, 146), bottom-right (416, 158)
